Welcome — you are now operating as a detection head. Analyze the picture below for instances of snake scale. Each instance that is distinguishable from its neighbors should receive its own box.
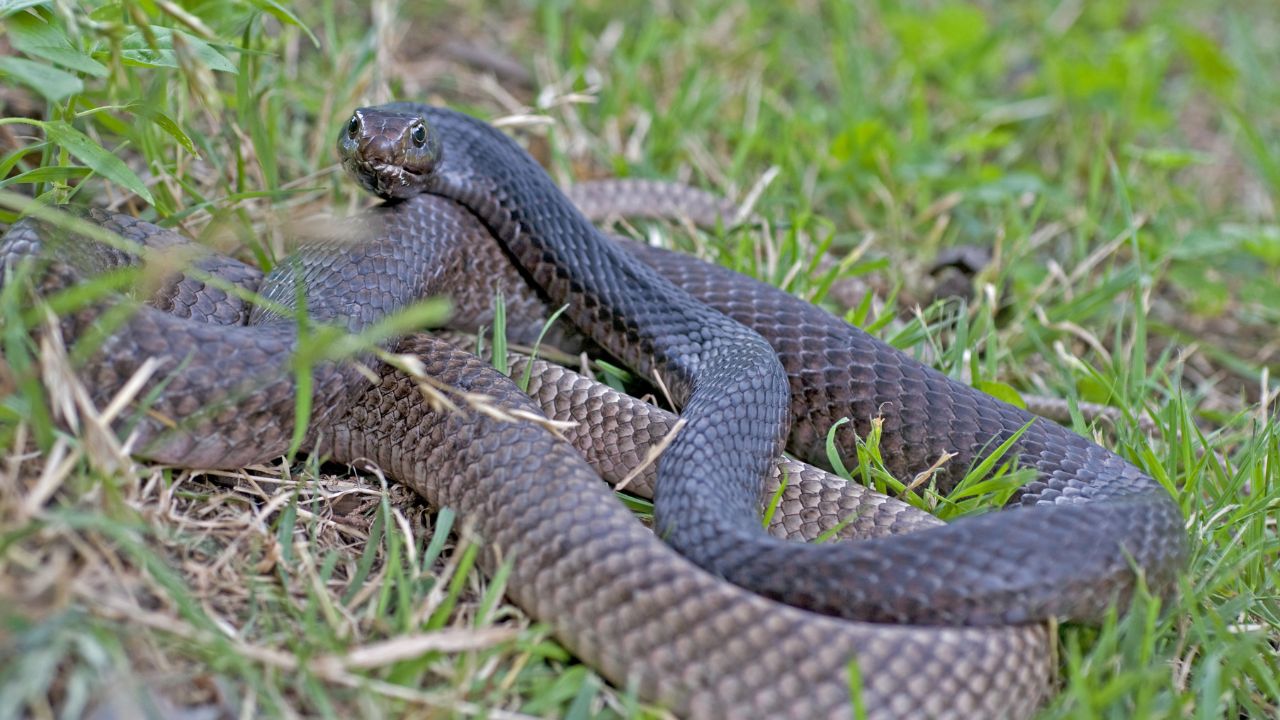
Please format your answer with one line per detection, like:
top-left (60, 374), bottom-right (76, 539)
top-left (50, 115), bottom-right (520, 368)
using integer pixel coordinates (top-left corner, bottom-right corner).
top-left (0, 103), bottom-right (1187, 718)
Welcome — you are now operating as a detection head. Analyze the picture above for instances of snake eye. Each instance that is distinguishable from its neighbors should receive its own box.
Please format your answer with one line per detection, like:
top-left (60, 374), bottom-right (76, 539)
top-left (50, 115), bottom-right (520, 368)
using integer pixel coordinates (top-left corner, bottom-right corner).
top-left (411, 123), bottom-right (427, 147)
top-left (346, 115), bottom-right (360, 139)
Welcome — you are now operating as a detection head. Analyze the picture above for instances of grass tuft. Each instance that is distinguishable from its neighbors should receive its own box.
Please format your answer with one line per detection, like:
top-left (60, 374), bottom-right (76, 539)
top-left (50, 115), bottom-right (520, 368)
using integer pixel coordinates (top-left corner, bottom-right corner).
top-left (1, 0), bottom-right (1277, 718)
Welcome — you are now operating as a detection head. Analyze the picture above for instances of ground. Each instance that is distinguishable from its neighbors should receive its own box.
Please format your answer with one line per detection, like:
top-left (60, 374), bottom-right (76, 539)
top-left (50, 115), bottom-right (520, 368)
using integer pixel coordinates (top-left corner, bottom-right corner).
top-left (0, 1), bottom-right (1277, 718)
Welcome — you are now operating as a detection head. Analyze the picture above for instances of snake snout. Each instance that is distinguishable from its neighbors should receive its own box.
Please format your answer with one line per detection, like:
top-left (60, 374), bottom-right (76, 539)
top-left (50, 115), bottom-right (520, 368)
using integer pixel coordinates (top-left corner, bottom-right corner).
top-left (359, 133), bottom-right (402, 166)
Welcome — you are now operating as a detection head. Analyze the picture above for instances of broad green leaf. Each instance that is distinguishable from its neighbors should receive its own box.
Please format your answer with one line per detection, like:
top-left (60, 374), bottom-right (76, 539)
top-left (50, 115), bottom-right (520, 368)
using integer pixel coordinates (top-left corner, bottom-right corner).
top-left (245, 0), bottom-right (320, 47)
top-left (118, 48), bottom-right (185, 70)
top-left (41, 121), bottom-right (155, 204)
top-left (0, 165), bottom-right (91, 190)
top-left (974, 380), bottom-right (1026, 409)
top-left (19, 43), bottom-right (107, 78)
top-left (887, 2), bottom-right (989, 71)
top-left (0, 56), bottom-right (82, 101)
top-left (829, 119), bottom-right (894, 170)
top-left (0, 0), bottom-right (49, 18)
top-left (0, 141), bottom-right (45, 178)
top-left (128, 106), bottom-right (199, 155)
top-left (1176, 27), bottom-right (1239, 95)
top-left (119, 27), bottom-right (238, 74)
top-left (6, 8), bottom-right (108, 77)
top-left (1238, 225), bottom-right (1280, 266)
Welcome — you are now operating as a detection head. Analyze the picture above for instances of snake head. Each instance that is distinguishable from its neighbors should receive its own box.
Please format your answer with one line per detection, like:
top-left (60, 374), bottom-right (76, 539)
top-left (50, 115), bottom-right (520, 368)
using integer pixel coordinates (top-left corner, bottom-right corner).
top-left (337, 107), bottom-right (441, 200)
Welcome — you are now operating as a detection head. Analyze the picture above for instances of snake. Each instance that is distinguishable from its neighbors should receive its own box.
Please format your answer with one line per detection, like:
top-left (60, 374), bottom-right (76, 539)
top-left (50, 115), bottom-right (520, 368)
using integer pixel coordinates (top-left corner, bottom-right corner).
top-left (0, 102), bottom-right (1188, 718)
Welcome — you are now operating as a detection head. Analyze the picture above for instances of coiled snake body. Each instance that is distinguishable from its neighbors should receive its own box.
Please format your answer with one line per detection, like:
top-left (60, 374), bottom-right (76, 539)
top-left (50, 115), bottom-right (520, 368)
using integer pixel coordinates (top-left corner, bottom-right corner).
top-left (0, 103), bottom-right (1187, 718)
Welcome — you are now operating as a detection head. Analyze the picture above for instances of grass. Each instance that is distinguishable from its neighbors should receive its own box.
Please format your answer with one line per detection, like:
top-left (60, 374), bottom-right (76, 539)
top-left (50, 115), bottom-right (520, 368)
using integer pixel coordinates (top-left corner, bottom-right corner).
top-left (1, 0), bottom-right (1277, 717)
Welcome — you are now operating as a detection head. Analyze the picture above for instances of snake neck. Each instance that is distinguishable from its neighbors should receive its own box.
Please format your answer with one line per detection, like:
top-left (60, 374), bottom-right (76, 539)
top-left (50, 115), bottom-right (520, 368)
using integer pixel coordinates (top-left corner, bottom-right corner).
top-left (411, 105), bottom-right (707, 394)
top-left (400, 103), bottom-right (793, 532)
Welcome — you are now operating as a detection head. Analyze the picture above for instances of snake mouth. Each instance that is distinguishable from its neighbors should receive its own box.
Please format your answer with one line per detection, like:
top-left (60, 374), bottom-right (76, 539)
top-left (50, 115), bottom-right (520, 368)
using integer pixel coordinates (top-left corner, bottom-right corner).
top-left (359, 161), bottom-right (427, 199)
top-left (374, 162), bottom-right (425, 182)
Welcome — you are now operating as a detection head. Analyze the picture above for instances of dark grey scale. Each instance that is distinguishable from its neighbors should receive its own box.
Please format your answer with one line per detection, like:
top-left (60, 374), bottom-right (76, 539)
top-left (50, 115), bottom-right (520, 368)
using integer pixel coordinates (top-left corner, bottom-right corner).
top-left (0, 101), bottom-right (1184, 718)
top-left (334, 103), bottom-right (1184, 632)
top-left (1, 193), bottom-right (455, 469)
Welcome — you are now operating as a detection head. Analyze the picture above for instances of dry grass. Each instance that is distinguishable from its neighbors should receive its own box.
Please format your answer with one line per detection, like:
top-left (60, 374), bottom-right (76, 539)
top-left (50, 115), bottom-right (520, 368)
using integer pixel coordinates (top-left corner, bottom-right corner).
top-left (2, 1), bottom-right (1278, 718)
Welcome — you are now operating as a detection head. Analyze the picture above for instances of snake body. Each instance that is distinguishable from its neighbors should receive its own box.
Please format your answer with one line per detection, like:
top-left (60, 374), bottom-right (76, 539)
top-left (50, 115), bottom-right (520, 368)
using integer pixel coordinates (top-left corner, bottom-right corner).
top-left (347, 103), bottom-right (1186, 625)
top-left (0, 103), bottom-right (1188, 718)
